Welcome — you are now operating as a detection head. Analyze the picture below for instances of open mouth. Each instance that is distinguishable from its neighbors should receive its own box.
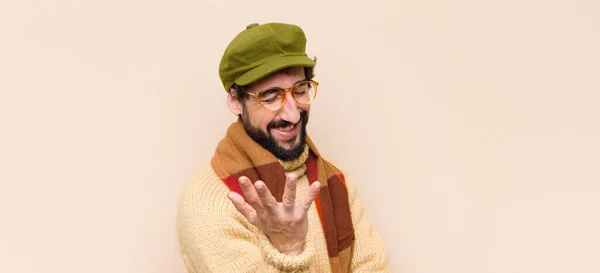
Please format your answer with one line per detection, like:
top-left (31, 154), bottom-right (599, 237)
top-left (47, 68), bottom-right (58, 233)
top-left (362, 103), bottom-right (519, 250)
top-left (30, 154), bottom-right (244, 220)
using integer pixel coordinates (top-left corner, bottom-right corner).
top-left (270, 122), bottom-right (299, 140)
top-left (274, 123), bottom-right (295, 132)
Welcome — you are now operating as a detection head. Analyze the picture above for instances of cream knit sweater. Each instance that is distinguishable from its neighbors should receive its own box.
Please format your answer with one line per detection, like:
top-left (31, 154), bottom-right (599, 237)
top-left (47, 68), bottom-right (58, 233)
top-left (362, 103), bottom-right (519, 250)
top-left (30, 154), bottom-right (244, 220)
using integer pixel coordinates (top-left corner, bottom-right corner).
top-left (176, 149), bottom-right (392, 272)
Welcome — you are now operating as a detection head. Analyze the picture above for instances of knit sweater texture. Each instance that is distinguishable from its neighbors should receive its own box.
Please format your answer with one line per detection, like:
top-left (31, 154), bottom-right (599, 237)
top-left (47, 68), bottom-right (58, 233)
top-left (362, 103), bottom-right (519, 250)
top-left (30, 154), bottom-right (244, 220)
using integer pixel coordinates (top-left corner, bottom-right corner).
top-left (176, 148), bottom-right (392, 272)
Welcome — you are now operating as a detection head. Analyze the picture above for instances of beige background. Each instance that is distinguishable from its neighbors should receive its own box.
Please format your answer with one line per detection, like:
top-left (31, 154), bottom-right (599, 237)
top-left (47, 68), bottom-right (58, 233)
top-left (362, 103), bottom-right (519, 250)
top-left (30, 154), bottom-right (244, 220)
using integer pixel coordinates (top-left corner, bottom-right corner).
top-left (1, 0), bottom-right (599, 272)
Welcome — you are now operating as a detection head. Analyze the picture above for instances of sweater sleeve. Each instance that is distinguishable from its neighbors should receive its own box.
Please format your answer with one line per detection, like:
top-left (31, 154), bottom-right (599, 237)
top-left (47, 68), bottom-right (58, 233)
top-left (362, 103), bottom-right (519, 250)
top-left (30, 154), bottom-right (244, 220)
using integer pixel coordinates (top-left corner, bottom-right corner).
top-left (176, 165), bottom-right (314, 273)
top-left (345, 176), bottom-right (393, 272)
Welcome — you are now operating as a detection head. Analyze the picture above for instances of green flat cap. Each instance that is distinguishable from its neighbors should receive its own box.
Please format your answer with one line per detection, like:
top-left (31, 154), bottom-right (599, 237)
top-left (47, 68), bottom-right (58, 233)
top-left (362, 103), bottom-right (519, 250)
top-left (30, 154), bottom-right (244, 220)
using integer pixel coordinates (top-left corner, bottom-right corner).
top-left (219, 22), bottom-right (315, 92)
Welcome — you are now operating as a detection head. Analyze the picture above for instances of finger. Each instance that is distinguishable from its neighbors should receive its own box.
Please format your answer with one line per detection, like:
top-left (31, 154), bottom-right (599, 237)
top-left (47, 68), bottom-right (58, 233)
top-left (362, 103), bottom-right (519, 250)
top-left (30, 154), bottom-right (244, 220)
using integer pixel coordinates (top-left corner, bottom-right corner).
top-left (254, 180), bottom-right (278, 213)
top-left (299, 181), bottom-right (321, 213)
top-left (238, 176), bottom-right (264, 213)
top-left (227, 191), bottom-right (257, 223)
top-left (282, 174), bottom-right (298, 213)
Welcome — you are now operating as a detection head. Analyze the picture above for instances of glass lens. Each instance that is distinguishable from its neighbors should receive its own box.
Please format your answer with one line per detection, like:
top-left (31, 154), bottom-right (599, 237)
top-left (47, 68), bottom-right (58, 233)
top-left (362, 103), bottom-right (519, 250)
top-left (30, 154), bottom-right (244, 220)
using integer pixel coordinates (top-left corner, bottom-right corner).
top-left (292, 81), bottom-right (316, 104)
top-left (259, 89), bottom-right (283, 110)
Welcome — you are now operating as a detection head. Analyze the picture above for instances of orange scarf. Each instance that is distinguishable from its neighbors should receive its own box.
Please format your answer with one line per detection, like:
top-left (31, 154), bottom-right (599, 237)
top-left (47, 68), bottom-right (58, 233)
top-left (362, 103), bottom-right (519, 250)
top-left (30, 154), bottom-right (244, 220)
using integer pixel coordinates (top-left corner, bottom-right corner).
top-left (211, 119), bottom-right (354, 272)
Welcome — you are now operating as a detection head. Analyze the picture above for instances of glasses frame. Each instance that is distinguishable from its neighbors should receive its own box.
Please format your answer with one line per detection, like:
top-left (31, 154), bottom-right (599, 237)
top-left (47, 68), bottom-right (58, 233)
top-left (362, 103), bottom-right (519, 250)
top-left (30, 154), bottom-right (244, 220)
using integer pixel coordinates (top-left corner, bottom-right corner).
top-left (246, 80), bottom-right (319, 111)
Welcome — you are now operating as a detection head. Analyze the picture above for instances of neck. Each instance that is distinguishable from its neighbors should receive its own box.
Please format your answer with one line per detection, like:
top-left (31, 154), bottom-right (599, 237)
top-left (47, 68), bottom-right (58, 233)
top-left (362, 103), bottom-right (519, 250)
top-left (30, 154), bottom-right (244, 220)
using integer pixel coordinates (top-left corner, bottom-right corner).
top-left (277, 145), bottom-right (309, 177)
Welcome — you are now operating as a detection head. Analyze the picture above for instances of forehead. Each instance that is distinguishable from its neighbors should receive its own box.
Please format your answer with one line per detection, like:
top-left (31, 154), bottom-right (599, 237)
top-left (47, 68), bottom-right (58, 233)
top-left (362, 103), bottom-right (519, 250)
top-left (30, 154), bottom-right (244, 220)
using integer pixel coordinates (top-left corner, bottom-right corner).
top-left (250, 67), bottom-right (305, 91)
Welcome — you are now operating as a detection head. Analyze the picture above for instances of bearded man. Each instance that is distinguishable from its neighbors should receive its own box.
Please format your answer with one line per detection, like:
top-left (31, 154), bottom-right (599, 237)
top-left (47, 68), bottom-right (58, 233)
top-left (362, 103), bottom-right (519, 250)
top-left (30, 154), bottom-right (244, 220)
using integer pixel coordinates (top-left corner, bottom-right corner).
top-left (176, 22), bottom-right (391, 273)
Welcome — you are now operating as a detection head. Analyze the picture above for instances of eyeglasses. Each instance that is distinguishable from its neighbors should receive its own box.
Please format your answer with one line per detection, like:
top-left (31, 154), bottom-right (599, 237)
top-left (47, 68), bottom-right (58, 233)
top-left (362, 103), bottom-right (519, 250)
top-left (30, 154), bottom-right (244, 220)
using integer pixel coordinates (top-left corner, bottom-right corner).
top-left (247, 80), bottom-right (319, 111)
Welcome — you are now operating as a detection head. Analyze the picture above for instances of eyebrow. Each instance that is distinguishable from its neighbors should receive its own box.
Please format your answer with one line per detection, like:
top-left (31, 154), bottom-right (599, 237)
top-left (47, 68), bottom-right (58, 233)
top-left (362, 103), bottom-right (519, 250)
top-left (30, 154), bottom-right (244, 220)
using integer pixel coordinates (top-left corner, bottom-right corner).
top-left (295, 78), bottom-right (308, 85)
top-left (266, 78), bottom-right (307, 90)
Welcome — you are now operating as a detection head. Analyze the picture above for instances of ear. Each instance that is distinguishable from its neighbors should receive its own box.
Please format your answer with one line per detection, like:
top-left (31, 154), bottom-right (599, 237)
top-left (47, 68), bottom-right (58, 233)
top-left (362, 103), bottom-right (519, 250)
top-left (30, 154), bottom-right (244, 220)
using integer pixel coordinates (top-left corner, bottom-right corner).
top-left (226, 89), bottom-right (243, 116)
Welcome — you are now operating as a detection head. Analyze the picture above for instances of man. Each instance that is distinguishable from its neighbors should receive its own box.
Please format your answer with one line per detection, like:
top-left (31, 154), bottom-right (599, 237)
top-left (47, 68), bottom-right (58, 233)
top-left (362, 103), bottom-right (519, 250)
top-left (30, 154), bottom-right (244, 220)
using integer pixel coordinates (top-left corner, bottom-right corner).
top-left (176, 22), bottom-right (391, 273)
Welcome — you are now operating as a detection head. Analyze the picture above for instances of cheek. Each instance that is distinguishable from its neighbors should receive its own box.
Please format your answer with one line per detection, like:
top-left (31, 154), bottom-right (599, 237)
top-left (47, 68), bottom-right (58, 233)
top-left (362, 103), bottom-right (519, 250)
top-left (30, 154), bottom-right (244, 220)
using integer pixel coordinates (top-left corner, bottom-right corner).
top-left (247, 107), bottom-right (277, 130)
top-left (259, 113), bottom-right (278, 129)
top-left (299, 105), bottom-right (310, 115)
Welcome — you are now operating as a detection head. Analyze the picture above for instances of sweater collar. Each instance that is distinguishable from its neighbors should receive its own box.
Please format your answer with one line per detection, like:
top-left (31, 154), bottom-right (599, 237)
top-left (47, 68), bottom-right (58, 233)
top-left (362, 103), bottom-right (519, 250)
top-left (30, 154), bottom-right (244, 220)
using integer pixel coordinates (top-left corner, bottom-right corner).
top-left (277, 145), bottom-right (309, 178)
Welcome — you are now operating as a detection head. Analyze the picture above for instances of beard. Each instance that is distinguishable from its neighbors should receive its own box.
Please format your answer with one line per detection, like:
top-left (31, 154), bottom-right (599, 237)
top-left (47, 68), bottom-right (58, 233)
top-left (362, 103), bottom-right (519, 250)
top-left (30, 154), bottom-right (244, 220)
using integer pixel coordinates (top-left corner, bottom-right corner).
top-left (241, 108), bottom-right (309, 161)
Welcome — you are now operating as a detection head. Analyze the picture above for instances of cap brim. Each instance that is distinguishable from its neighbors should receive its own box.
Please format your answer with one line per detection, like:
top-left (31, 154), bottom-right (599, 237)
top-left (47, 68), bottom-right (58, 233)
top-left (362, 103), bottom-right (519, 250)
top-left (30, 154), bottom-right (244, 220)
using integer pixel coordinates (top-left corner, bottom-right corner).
top-left (235, 55), bottom-right (315, 86)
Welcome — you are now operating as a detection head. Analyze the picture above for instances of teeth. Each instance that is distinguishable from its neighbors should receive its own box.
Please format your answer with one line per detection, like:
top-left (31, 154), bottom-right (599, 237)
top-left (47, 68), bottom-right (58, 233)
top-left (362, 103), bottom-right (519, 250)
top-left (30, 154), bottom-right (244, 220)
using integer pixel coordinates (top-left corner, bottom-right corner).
top-left (276, 124), bottom-right (294, 131)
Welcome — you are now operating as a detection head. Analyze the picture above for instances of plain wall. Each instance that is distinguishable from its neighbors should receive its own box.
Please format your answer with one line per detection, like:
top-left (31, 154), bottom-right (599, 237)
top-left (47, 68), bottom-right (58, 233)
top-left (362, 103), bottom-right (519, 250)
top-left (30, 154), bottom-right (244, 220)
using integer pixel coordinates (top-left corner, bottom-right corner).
top-left (1, 0), bottom-right (599, 272)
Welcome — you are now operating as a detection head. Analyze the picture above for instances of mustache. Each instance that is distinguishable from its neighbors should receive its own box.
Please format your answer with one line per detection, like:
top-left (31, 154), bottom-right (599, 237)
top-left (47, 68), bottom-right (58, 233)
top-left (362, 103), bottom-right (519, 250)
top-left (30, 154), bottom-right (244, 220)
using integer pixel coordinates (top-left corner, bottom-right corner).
top-left (267, 111), bottom-right (308, 130)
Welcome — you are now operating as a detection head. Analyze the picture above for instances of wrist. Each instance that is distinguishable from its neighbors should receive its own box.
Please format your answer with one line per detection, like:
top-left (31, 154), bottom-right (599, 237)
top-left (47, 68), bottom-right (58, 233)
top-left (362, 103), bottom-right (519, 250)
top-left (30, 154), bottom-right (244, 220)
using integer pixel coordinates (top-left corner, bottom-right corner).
top-left (270, 237), bottom-right (304, 256)
top-left (257, 232), bottom-right (313, 271)
top-left (279, 244), bottom-right (303, 256)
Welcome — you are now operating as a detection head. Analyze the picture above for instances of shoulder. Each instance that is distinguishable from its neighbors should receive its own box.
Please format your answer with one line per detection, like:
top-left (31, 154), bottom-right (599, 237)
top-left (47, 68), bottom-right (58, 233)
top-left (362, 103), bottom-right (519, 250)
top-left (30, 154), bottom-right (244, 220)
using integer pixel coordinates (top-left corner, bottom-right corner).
top-left (176, 162), bottom-right (255, 234)
top-left (177, 163), bottom-right (232, 219)
top-left (321, 156), bottom-right (358, 190)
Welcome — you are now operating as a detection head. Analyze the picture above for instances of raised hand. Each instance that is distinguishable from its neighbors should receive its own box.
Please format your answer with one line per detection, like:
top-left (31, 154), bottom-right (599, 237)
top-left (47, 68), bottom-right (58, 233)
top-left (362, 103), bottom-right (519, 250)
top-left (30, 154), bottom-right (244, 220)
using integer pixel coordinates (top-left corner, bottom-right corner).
top-left (227, 173), bottom-right (321, 255)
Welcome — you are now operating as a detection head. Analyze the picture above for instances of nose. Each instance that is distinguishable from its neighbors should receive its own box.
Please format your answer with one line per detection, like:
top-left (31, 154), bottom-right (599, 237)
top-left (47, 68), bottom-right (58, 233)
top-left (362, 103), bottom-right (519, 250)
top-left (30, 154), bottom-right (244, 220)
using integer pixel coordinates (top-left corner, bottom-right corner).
top-left (277, 91), bottom-right (300, 124)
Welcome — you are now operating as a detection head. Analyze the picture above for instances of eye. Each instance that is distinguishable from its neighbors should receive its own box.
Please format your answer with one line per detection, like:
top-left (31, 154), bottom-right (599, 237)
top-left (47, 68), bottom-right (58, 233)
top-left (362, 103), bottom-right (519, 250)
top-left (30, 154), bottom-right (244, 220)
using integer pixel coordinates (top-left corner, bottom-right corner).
top-left (294, 83), bottom-right (309, 95)
top-left (260, 89), bottom-right (281, 103)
